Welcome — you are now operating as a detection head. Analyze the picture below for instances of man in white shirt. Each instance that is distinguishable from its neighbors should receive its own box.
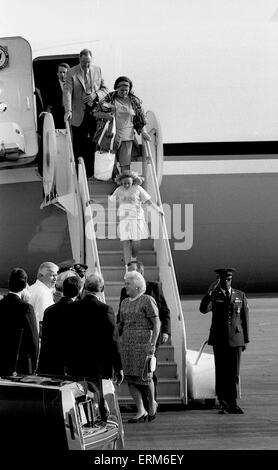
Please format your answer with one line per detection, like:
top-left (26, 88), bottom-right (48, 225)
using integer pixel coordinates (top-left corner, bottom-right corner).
top-left (29, 262), bottom-right (59, 335)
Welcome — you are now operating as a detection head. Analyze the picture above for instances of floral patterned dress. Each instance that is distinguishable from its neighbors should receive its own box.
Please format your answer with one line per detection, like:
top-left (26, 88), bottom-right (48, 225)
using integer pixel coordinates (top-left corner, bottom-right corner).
top-left (119, 294), bottom-right (159, 385)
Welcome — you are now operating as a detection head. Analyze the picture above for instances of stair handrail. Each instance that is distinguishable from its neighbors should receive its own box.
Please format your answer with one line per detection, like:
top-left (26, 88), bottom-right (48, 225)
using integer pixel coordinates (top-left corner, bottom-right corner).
top-left (77, 156), bottom-right (105, 303)
top-left (142, 138), bottom-right (188, 403)
top-left (64, 121), bottom-right (85, 263)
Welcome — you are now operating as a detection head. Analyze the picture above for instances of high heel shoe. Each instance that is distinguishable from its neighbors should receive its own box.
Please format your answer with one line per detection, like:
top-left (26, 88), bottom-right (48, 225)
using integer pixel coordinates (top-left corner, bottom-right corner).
top-left (128, 412), bottom-right (148, 423)
top-left (148, 402), bottom-right (158, 422)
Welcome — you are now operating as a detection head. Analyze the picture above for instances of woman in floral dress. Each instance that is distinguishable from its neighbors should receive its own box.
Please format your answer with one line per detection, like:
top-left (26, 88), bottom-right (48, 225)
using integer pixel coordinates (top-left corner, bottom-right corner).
top-left (118, 271), bottom-right (160, 423)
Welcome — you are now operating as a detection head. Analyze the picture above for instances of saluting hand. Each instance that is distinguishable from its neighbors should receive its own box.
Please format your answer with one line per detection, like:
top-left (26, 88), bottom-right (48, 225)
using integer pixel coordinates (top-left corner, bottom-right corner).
top-left (207, 279), bottom-right (220, 295)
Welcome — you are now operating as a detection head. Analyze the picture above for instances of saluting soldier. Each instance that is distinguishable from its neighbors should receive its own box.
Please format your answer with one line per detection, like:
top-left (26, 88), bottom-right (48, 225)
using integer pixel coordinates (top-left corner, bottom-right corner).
top-left (199, 268), bottom-right (249, 414)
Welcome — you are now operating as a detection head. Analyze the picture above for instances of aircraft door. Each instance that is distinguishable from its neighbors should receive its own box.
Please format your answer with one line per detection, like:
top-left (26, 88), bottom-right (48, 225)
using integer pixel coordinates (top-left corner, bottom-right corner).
top-left (0, 36), bottom-right (38, 160)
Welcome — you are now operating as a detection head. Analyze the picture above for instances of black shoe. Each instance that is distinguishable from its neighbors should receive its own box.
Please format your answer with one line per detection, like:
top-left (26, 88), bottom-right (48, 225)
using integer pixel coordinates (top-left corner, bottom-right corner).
top-left (128, 412), bottom-right (148, 423)
top-left (218, 400), bottom-right (228, 414)
top-left (227, 405), bottom-right (244, 414)
top-left (148, 402), bottom-right (158, 422)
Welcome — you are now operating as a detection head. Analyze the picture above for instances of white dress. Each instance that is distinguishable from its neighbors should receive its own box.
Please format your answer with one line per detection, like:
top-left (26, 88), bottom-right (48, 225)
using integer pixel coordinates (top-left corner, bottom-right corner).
top-left (109, 185), bottom-right (150, 241)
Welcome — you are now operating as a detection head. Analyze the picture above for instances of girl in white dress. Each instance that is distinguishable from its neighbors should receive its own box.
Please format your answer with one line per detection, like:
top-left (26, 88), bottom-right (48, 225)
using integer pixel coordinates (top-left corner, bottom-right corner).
top-left (109, 170), bottom-right (163, 266)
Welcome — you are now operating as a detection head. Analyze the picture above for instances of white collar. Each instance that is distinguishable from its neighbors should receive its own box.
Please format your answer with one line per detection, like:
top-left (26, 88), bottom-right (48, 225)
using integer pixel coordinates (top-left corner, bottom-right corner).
top-left (36, 279), bottom-right (52, 291)
top-left (221, 287), bottom-right (232, 294)
top-left (9, 291), bottom-right (21, 298)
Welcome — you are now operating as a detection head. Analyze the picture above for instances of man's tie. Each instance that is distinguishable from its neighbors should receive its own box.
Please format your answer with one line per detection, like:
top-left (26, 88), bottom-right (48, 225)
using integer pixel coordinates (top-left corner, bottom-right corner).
top-left (84, 71), bottom-right (91, 93)
top-left (225, 289), bottom-right (230, 300)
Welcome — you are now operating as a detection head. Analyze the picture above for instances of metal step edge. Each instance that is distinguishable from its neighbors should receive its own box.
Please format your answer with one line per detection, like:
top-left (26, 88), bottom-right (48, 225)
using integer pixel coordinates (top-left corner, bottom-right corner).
top-left (102, 266), bottom-right (158, 271)
top-left (98, 250), bottom-right (155, 254)
top-left (118, 396), bottom-right (184, 405)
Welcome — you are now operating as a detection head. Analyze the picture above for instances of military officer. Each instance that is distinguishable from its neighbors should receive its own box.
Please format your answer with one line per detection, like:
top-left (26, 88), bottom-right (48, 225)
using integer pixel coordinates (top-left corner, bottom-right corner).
top-left (199, 268), bottom-right (249, 414)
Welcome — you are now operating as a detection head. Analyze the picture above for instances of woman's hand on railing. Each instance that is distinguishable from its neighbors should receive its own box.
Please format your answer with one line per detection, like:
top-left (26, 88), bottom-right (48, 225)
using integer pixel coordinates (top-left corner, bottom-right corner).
top-left (142, 130), bottom-right (151, 141)
top-left (64, 111), bottom-right (72, 122)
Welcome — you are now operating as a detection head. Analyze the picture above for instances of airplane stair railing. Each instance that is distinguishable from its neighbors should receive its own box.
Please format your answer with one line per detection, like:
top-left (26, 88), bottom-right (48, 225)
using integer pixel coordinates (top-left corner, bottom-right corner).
top-left (40, 113), bottom-right (103, 289)
top-left (77, 156), bottom-right (105, 302)
top-left (141, 137), bottom-right (188, 403)
top-left (40, 113), bottom-right (84, 263)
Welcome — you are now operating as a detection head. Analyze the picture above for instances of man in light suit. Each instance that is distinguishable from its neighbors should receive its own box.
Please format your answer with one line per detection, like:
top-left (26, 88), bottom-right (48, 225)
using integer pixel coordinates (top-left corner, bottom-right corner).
top-left (63, 49), bottom-right (108, 177)
top-left (45, 62), bottom-right (70, 129)
top-left (65, 273), bottom-right (123, 386)
top-left (199, 268), bottom-right (249, 414)
top-left (0, 268), bottom-right (39, 376)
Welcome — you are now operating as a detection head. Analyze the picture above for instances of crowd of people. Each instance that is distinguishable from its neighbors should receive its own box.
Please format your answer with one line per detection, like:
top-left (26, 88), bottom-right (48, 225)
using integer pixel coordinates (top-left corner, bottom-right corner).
top-left (0, 260), bottom-right (249, 418)
top-left (0, 258), bottom-right (171, 423)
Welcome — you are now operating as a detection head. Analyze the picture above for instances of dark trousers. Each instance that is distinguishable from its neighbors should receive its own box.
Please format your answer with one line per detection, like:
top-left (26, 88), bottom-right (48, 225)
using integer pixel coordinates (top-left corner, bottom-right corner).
top-left (213, 345), bottom-right (242, 406)
top-left (71, 107), bottom-right (96, 178)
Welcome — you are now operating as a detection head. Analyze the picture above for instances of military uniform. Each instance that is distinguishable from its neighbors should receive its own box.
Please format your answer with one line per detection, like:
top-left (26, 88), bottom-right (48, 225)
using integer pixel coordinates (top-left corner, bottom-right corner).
top-left (199, 269), bottom-right (249, 413)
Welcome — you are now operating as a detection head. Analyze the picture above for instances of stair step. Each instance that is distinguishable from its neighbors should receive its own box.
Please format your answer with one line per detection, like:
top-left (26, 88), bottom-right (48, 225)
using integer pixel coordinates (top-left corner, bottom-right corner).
top-left (118, 396), bottom-right (184, 406)
top-left (116, 378), bottom-right (180, 398)
top-left (102, 266), bottom-right (159, 282)
top-left (87, 179), bottom-right (116, 195)
top-left (156, 361), bottom-right (177, 379)
top-left (156, 345), bottom-right (175, 362)
top-left (97, 238), bottom-right (153, 251)
top-left (104, 282), bottom-right (123, 298)
top-left (99, 250), bottom-right (156, 265)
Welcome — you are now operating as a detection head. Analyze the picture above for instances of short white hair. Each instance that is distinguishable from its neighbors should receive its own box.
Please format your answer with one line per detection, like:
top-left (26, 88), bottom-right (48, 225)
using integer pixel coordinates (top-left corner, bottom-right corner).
top-left (85, 272), bottom-right (104, 293)
top-left (37, 262), bottom-right (59, 277)
top-left (124, 271), bottom-right (146, 294)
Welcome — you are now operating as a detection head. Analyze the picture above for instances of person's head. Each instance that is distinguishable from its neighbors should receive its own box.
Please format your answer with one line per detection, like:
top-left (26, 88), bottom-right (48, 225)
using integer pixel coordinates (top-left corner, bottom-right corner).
top-left (214, 268), bottom-right (235, 290)
top-left (9, 268), bottom-right (28, 293)
top-left (57, 62), bottom-right (70, 82)
top-left (37, 262), bottom-right (59, 289)
top-left (79, 49), bottom-right (92, 72)
top-left (127, 260), bottom-right (144, 276)
top-left (62, 275), bottom-right (83, 299)
top-left (114, 76), bottom-right (133, 99)
top-left (84, 272), bottom-right (104, 294)
top-left (115, 170), bottom-right (144, 188)
top-left (124, 271), bottom-right (146, 298)
top-left (58, 259), bottom-right (75, 275)
top-left (74, 263), bottom-right (88, 279)
top-left (55, 270), bottom-right (77, 292)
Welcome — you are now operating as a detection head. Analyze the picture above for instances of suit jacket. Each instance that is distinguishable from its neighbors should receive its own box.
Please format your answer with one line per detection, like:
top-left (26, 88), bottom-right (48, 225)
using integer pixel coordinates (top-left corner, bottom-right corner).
top-left (44, 79), bottom-right (65, 129)
top-left (119, 281), bottom-right (171, 335)
top-left (65, 294), bottom-right (122, 379)
top-left (199, 288), bottom-right (249, 347)
top-left (0, 294), bottom-right (39, 375)
top-left (63, 64), bottom-right (108, 127)
top-left (37, 297), bottom-right (74, 376)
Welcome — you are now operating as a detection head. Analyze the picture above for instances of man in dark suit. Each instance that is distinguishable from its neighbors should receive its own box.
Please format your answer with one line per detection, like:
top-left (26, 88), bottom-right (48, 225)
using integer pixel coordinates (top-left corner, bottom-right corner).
top-left (0, 268), bottom-right (39, 376)
top-left (199, 268), bottom-right (249, 414)
top-left (37, 275), bottom-right (82, 376)
top-left (63, 49), bottom-right (108, 177)
top-left (65, 273), bottom-right (123, 385)
top-left (45, 62), bottom-right (70, 129)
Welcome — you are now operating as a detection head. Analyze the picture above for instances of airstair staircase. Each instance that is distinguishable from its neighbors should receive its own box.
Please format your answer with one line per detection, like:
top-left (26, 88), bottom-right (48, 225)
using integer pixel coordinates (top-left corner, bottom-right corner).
top-left (41, 111), bottom-right (187, 406)
top-left (87, 177), bottom-right (181, 405)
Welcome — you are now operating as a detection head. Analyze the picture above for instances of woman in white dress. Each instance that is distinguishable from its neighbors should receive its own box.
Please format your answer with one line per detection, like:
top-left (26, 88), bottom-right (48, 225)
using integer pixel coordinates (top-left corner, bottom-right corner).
top-left (109, 170), bottom-right (163, 266)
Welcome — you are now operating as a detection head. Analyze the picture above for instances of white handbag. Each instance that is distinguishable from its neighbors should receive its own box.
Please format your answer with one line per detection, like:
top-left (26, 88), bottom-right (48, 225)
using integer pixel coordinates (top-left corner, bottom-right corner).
top-left (94, 117), bottom-right (116, 181)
